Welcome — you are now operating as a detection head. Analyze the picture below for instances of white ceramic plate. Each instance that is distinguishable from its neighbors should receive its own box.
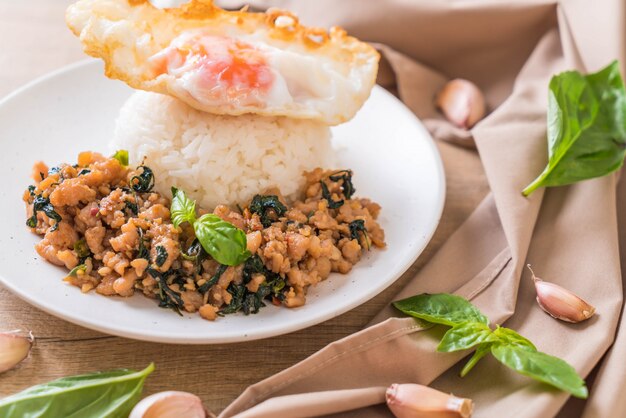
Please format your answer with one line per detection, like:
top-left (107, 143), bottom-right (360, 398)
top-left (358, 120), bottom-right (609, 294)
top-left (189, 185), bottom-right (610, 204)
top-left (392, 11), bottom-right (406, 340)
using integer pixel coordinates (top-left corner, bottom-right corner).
top-left (0, 60), bottom-right (445, 344)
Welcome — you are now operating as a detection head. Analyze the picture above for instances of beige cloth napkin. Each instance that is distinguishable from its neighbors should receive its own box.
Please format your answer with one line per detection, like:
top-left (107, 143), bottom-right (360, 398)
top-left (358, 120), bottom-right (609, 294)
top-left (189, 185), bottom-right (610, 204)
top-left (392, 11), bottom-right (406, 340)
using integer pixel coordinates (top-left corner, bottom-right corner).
top-left (216, 0), bottom-right (626, 417)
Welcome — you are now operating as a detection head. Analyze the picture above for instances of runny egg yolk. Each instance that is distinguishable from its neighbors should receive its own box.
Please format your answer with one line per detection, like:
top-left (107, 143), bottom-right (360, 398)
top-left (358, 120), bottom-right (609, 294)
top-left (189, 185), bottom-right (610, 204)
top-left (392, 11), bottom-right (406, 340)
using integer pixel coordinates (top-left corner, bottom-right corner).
top-left (149, 34), bottom-right (275, 107)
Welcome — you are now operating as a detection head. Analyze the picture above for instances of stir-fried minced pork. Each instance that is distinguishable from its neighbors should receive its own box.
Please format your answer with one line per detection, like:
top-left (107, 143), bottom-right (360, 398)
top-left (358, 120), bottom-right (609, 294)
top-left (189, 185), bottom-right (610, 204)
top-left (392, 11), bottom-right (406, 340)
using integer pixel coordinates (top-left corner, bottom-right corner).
top-left (23, 152), bottom-right (385, 320)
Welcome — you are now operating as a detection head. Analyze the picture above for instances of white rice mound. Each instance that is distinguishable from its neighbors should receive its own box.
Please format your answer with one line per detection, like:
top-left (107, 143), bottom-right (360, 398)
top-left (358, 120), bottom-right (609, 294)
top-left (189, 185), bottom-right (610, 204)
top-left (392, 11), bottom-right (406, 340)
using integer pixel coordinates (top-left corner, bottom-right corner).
top-left (111, 91), bottom-right (334, 209)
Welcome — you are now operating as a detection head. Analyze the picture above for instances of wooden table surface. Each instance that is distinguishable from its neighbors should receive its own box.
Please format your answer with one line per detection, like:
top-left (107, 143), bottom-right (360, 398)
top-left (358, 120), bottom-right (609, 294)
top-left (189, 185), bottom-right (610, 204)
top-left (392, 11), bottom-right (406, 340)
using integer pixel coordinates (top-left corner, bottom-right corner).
top-left (0, 1), bottom-right (489, 413)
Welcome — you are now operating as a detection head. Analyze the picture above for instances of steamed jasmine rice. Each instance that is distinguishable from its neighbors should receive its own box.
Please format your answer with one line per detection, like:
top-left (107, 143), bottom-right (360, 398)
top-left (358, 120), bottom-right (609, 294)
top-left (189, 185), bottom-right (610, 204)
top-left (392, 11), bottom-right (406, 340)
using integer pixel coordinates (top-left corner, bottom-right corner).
top-left (111, 91), bottom-right (334, 209)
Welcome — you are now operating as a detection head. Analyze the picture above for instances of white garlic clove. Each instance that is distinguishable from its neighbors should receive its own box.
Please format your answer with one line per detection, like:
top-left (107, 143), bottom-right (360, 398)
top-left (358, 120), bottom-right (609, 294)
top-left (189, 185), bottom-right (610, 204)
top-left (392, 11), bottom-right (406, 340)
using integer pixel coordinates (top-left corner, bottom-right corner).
top-left (435, 79), bottom-right (486, 129)
top-left (386, 383), bottom-right (473, 418)
top-left (130, 391), bottom-right (209, 418)
top-left (527, 265), bottom-right (596, 323)
top-left (0, 330), bottom-right (34, 374)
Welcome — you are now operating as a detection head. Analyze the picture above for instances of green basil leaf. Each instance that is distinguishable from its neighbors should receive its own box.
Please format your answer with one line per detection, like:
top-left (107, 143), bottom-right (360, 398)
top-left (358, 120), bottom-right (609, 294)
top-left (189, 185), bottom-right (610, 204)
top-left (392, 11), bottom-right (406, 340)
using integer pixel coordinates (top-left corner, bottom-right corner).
top-left (393, 293), bottom-right (489, 326)
top-left (194, 213), bottom-right (250, 266)
top-left (437, 322), bottom-right (494, 352)
top-left (155, 245), bottom-right (168, 267)
top-left (67, 264), bottom-right (86, 277)
top-left (130, 166), bottom-right (155, 193)
top-left (491, 345), bottom-right (588, 398)
top-left (460, 343), bottom-right (493, 377)
top-left (0, 363), bottom-right (154, 417)
top-left (523, 60), bottom-right (626, 196)
top-left (249, 195), bottom-right (288, 227)
top-left (73, 238), bottom-right (91, 259)
top-left (492, 326), bottom-right (537, 351)
top-left (111, 150), bottom-right (129, 167)
top-left (170, 187), bottom-right (196, 228)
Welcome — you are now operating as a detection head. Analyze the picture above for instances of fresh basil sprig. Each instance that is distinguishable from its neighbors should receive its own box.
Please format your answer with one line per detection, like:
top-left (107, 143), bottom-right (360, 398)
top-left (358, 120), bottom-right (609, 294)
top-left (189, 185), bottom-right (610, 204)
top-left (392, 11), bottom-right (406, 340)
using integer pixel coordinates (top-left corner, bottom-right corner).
top-left (170, 187), bottom-right (250, 266)
top-left (393, 293), bottom-right (588, 398)
top-left (523, 60), bottom-right (626, 196)
top-left (0, 363), bottom-right (154, 417)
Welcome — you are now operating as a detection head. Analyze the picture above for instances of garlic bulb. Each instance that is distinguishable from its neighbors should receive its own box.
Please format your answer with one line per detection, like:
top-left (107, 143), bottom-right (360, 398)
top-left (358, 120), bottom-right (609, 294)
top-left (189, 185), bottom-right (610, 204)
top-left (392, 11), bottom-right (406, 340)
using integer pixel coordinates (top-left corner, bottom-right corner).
top-left (129, 391), bottom-right (209, 418)
top-left (527, 265), bottom-right (595, 323)
top-left (0, 330), bottom-right (34, 374)
top-left (386, 383), bottom-right (473, 418)
top-left (435, 79), bottom-right (486, 129)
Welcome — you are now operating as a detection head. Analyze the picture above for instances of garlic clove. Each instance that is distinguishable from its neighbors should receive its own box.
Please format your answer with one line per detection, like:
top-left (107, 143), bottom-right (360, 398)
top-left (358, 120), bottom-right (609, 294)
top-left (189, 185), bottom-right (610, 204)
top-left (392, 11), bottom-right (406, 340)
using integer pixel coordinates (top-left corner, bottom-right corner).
top-left (527, 265), bottom-right (596, 323)
top-left (0, 330), bottom-right (34, 374)
top-left (435, 79), bottom-right (486, 129)
top-left (129, 391), bottom-right (209, 418)
top-left (386, 383), bottom-right (473, 418)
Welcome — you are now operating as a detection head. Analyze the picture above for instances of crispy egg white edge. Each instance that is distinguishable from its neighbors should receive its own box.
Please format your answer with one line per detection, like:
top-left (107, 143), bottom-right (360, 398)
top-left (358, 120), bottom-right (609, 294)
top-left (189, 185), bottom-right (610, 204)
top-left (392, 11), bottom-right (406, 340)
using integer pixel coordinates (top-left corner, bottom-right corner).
top-left (66, 0), bottom-right (380, 124)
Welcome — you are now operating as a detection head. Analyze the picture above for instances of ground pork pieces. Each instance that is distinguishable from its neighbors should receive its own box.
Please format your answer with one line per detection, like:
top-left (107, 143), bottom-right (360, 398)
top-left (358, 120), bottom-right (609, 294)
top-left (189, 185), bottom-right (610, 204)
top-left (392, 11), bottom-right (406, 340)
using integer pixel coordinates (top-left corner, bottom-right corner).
top-left (24, 152), bottom-right (385, 320)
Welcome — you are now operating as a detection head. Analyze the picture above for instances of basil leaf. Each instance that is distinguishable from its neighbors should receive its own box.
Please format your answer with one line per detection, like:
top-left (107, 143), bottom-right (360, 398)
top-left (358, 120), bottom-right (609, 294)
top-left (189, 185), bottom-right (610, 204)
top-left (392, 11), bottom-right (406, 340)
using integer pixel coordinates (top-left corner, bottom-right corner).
top-left (198, 263), bottom-right (227, 294)
top-left (73, 238), bottom-right (91, 259)
top-left (0, 363), bottom-right (154, 417)
top-left (170, 187), bottom-right (196, 228)
top-left (130, 166), bottom-right (155, 193)
top-left (492, 326), bottom-right (537, 351)
top-left (437, 322), bottom-right (494, 352)
top-left (348, 219), bottom-right (369, 248)
top-left (396, 293), bottom-right (588, 398)
top-left (31, 195), bottom-right (62, 231)
top-left (491, 345), bottom-right (588, 399)
top-left (328, 170), bottom-right (356, 199)
top-left (249, 195), bottom-right (287, 227)
top-left (111, 150), bottom-right (129, 167)
top-left (155, 245), bottom-right (168, 267)
top-left (319, 180), bottom-right (344, 209)
top-left (194, 213), bottom-right (250, 266)
top-left (460, 343), bottom-right (493, 377)
top-left (523, 60), bottom-right (626, 196)
top-left (67, 264), bottom-right (86, 277)
top-left (147, 268), bottom-right (184, 315)
top-left (393, 293), bottom-right (489, 326)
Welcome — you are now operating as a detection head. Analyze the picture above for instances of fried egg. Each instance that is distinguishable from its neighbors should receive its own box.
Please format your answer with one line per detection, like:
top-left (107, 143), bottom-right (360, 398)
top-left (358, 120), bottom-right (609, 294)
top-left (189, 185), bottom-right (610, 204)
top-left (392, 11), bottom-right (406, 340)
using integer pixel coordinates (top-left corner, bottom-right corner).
top-left (66, 0), bottom-right (380, 125)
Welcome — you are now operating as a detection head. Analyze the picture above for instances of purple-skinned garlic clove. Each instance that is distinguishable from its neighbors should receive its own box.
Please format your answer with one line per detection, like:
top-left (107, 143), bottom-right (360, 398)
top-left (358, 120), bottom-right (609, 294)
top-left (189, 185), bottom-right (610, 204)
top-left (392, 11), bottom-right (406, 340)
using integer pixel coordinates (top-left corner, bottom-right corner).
top-left (527, 265), bottom-right (595, 323)
top-left (386, 383), bottom-right (473, 418)
top-left (435, 79), bottom-right (486, 129)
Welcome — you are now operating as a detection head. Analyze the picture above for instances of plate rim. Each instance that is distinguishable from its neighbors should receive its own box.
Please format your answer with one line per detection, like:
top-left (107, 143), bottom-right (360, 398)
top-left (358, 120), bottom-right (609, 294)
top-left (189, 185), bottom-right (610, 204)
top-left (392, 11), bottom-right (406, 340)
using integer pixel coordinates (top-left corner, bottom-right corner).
top-left (0, 59), bottom-right (446, 344)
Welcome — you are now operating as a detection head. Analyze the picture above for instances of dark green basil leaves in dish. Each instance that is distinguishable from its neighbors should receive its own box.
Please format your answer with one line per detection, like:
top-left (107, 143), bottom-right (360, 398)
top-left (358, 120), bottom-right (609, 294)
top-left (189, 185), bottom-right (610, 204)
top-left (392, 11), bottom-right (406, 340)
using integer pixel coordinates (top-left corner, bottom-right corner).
top-left (170, 187), bottom-right (250, 266)
top-left (249, 194), bottom-right (287, 227)
top-left (0, 363), bottom-right (154, 418)
top-left (393, 293), bottom-right (588, 398)
top-left (130, 166), bottom-right (155, 193)
top-left (523, 60), bottom-right (626, 196)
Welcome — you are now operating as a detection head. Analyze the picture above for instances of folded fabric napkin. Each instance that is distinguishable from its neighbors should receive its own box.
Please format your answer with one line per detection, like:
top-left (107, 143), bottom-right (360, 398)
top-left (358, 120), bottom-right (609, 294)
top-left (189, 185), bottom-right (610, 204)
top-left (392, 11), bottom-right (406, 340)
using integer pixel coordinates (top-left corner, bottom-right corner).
top-left (217, 0), bottom-right (626, 416)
